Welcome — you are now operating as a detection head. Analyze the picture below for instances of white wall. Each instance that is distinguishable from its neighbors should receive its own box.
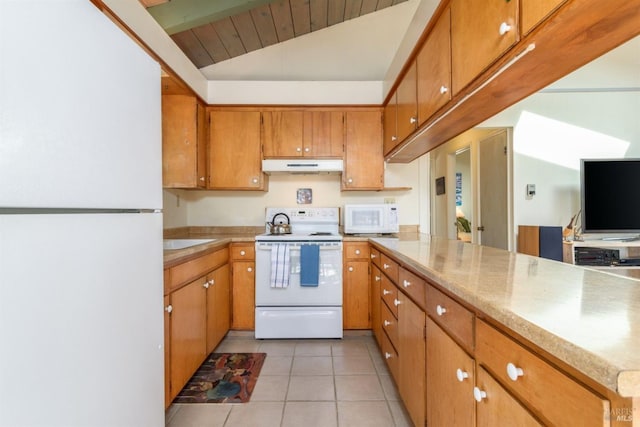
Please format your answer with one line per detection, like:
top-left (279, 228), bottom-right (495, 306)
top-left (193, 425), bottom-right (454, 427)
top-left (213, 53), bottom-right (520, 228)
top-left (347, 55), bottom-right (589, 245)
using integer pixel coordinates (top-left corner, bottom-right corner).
top-left (482, 90), bottom-right (640, 237)
top-left (163, 162), bottom-right (423, 229)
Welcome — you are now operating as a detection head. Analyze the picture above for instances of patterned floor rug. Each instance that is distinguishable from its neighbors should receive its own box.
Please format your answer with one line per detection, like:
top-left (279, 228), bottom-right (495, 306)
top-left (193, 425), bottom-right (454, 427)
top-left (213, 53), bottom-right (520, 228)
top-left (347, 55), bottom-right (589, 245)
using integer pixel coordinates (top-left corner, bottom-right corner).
top-left (174, 353), bottom-right (266, 404)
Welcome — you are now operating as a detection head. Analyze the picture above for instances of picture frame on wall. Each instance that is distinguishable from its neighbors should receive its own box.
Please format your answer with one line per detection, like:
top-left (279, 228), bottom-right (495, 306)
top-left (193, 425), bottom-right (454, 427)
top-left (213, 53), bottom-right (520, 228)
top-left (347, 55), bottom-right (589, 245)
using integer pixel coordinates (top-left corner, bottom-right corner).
top-left (435, 176), bottom-right (445, 195)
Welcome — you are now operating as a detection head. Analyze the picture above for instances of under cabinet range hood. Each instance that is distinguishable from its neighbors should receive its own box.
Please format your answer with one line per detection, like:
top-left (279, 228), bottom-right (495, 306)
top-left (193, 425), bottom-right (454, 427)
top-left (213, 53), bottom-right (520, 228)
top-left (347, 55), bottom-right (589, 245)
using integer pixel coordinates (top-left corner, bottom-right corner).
top-left (262, 159), bottom-right (343, 174)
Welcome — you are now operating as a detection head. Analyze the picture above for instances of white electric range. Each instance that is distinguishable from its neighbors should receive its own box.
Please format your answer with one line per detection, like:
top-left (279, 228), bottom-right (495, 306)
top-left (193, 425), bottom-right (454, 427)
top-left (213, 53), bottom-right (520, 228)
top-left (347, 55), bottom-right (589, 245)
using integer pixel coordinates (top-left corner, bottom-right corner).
top-left (254, 207), bottom-right (343, 339)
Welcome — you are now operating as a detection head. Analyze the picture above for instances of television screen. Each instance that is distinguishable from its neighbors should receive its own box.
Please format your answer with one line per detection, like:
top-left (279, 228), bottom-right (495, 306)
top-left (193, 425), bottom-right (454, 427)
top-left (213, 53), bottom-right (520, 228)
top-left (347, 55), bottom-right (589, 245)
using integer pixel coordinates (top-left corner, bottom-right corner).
top-left (581, 159), bottom-right (640, 233)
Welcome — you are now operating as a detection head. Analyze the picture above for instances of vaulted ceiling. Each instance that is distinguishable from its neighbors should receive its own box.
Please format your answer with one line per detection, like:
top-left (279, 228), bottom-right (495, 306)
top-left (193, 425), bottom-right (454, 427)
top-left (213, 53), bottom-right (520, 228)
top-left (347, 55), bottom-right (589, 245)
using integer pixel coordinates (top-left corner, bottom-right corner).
top-left (141, 0), bottom-right (412, 79)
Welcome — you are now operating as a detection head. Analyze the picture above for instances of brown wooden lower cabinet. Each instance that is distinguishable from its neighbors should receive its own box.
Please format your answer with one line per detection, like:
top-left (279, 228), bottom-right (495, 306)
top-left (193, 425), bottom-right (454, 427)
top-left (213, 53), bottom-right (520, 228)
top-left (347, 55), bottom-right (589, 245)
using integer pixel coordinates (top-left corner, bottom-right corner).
top-left (205, 264), bottom-right (230, 353)
top-left (231, 260), bottom-right (255, 329)
top-left (398, 293), bottom-right (426, 427)
top-left (343, 242), bottom-right (371, 329)
top-left (426, 317), bottom-right (475, 427)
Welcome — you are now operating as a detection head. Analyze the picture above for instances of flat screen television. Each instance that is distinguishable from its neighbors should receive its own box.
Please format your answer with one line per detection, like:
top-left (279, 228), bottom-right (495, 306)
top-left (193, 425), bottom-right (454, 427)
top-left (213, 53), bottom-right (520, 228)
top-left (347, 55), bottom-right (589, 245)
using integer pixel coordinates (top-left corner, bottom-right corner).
top-left (581, 159), bottom-right (640, 234)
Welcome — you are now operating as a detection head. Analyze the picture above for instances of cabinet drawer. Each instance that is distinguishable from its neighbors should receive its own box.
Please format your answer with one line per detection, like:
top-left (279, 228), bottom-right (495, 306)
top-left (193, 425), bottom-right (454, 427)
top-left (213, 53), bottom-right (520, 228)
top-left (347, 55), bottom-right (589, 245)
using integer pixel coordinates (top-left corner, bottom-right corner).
top-left (168, 248), bottom-right (229, 293)
top-left (231, 244), bottom-right (255, 260)
top-left (398, 268), bottom-right (426, 310)
top-left (426, 285), bottom-right (474, 352)
top-left (370, 247), bottom-right (381, 268)
top-left (345, 242), bottom-right (370, 260)
top-left (380, 275), bottom-right (399, 318)
top-left (476, 320), bottom-right (609, 426)
top-left (380, 253), bottom-right (399, 283)
top-left (380, 299), bottom-right (399, 350)
top-left (380, 326), bottom-right (399, 381)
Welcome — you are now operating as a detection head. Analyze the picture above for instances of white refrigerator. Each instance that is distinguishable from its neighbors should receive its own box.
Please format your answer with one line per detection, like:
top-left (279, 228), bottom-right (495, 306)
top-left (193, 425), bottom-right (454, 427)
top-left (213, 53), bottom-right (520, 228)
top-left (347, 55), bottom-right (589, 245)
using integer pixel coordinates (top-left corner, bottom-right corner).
top-left (0, 1), bottom-right (164, 426)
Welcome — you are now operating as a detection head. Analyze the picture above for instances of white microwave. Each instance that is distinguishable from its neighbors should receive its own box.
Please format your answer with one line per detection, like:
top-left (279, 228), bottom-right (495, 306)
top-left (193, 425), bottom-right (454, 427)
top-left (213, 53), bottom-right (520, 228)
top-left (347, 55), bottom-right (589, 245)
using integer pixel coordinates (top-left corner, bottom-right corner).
top-left (343, 204), bottom-right (399, 235)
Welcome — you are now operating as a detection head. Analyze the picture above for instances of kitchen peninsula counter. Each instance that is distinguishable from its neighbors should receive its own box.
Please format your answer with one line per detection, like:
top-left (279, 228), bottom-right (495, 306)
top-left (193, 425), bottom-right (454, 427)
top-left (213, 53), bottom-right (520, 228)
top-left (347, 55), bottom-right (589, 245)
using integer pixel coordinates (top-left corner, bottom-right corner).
top-left (371, 233), bottom-right (640, 399)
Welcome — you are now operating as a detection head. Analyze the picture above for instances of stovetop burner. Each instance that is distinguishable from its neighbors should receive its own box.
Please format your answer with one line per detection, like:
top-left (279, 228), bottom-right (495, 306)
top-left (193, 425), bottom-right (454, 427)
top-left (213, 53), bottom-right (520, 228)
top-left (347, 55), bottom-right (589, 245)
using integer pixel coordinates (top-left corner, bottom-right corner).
top-left (310, 232), bottom-right (333, 236)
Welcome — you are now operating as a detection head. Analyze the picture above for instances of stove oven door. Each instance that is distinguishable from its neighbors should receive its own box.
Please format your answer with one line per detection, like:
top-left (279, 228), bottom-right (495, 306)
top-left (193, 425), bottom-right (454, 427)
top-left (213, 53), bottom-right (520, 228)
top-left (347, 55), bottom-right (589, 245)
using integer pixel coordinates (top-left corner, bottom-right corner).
top-left (254, 241), bottom-right (343, 306)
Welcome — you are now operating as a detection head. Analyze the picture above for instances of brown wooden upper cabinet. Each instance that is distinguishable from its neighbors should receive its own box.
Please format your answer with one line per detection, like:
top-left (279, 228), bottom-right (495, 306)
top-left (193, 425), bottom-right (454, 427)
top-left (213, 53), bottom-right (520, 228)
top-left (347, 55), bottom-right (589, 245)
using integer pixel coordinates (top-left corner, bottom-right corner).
top-left (521, 0), bottom-right (566, 35)
top-left (416, 7), bottom-right (452, 126)
top-left (450, 0), bottom-right (519, 95)
top-left (208, 110), bottom-right (267, 190)
top-left (262, 110), bottom-right (344, 158)
top-left (395, 62), bottom-right (418, 143)
top-left (342, 110), bottom-right (383, 190)
top-left (383, 91), bottom-right (398, 157)
top-left (162, 95), bottom-right (207, 189)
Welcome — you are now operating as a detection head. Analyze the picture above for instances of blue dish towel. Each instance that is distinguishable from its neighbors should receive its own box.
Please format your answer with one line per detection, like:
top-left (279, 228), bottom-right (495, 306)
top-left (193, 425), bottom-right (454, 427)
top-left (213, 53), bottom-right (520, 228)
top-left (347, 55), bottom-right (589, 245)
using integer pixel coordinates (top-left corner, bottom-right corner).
top-left (300, 244), bottom-right (320, 287)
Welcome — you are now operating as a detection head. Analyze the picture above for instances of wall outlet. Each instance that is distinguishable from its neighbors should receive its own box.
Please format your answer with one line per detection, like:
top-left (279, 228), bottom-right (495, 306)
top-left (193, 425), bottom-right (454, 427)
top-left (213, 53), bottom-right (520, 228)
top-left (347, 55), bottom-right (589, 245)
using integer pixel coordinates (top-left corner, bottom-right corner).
top-left (384, 197), bottom-right (395, 204)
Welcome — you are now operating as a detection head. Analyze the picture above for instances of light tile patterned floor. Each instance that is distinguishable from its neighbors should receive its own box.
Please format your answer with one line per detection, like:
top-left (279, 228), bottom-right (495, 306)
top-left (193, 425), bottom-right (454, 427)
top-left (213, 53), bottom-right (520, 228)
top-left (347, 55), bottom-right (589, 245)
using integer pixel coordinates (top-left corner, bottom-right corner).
top-left (165, 333), bottom-right (413, 427)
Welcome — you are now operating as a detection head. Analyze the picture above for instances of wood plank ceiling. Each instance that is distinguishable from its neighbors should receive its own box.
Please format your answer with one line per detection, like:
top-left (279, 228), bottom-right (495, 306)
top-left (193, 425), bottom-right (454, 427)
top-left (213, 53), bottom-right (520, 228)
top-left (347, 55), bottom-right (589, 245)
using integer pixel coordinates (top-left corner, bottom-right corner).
top-left (142, 0), bottom-right (409, 69)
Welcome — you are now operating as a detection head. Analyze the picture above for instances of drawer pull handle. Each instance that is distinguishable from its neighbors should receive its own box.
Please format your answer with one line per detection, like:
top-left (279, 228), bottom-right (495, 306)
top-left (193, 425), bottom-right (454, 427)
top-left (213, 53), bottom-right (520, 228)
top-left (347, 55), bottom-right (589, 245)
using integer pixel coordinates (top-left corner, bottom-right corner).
top-left (355, 249), bottom-right (361, 255)
top-left (240, 250), bottom-right (246, 256)
top-left (507, 362), bottom-right (524, 381)
top-left (375, 276), bottom-right (381, 282)
top-left (383, 263), bottom-right (390, 269)
top-left (385, 352), bottom-right (392, 360)
top-left (403, 279), bottom-right (411, 288)
top-left (383, 289), bottom-right (391, 295)
top-left (384, 320), bottom-right (392, 327)
top-left (436, 305), bottom-right (447, 316)
top-left (456, 368), bottom-right (469, 382)
top-left (499, 22), bottom-right (512, 36)
top-left (473, 386), bottom-right (487, 402)
top-left (394, 299), bottom-right (401, 306)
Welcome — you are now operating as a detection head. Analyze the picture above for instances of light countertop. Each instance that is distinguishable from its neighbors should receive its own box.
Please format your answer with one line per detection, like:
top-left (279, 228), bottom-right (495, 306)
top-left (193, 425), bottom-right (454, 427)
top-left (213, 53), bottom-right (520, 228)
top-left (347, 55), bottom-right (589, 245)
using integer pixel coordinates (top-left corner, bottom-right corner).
top-left (371, 234), bottom-right (640, 397)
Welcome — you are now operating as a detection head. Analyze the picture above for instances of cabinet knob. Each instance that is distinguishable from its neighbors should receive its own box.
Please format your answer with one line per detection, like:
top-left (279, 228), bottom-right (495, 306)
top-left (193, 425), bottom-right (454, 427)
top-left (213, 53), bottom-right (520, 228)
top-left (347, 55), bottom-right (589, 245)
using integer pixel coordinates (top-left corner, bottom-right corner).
top-left (371, 253), bottom-right (377, 259)
top-left (355, 249), bottom-right (361, 255)
top-left (199, 176), bottom-right (205, 182)
top-left (240, 250), bottom-right (246, 256)
top-left (347, 178), bottom-right (353, 184)
top-left (383, 289), bottom-right (391, 295)
top-left (385, 352), bottom-right (392, 360)
top-left (456, 368), bottom-right (469, 382)
top-left (403, 279), bottom-right (411, 288)
top-left (252, 177), bottom-right (259, 184)
top-left (384, 320), bottom-right (392, 327)
top-left (375, 275), bottom-right (381, 282)
top-left (499, 22), bottom-right (512, 36)
top-left (208, 279), bottom-right (215, 285)
top-left (383, 263), bottom-right (390, 269)
top-left (165, 304), bottom-right (173, 313)
top-left (436, 304), bottom-right (447, 316)
top-left (506, 362), bottom-right (524, 381)
top-left (348, 266), bottom-right (354, 272)
top-left (440, 85), bottom-right (448, 94)
top-left (410, 116), bottom-right (417, 124)
top-left (304, 147), bottom-right (310, 153)
top-left (391, 136), bottom-right (397, 142)
top-left (247, 267), bottom-right (253, 272)
top-left (203, 281), bottom-right (210, 289)
top-left (393, 299), bottom-right (401, 306)
top-left (296, 147), bottom-right (302, 152)
top-left (473, 386), bottom-right (487, 402)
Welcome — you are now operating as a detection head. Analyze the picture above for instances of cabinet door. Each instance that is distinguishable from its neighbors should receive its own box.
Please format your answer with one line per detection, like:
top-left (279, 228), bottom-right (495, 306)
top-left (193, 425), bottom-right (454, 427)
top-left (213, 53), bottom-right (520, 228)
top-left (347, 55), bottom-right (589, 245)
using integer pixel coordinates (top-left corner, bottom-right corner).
top-left (303, 111), bottom-right (344, 158)
top-left (343, 111), bottom-right (383, 190)
top-left (206, 264), bottom-right (230, 354)
top-left (170, 277), bottom-right (207, 399)
top-left (383, 92), bottom-right (398, 156)
top-left (262, 111), bottom-right (304, 157)
top-left (396, 62), bottom-right (418, 142)
top-left (450, 0), bottom-right (519, 94)
top-left (398, 293), bottom-right (426, 427)
top-left (426, 317), bottom-right (475, 427)
top-left (371, 264), bottom-right (383, 346)
top-left (208, 110), bottom-right (266, 190)
top-left (162, 95), bottom-right (206, 188)
top-left (417, 8), bottom-right (452, 125)
top-left (164, 295), bottom-right (172, 409)
top-left (232, 261), bottom-right (255, 329)
top-left (521, 0), bottom-right (566, 35)
top-left (343, 260), bottom-right (370, 329)
top-left (475, 367), bottom-right (542, 427)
